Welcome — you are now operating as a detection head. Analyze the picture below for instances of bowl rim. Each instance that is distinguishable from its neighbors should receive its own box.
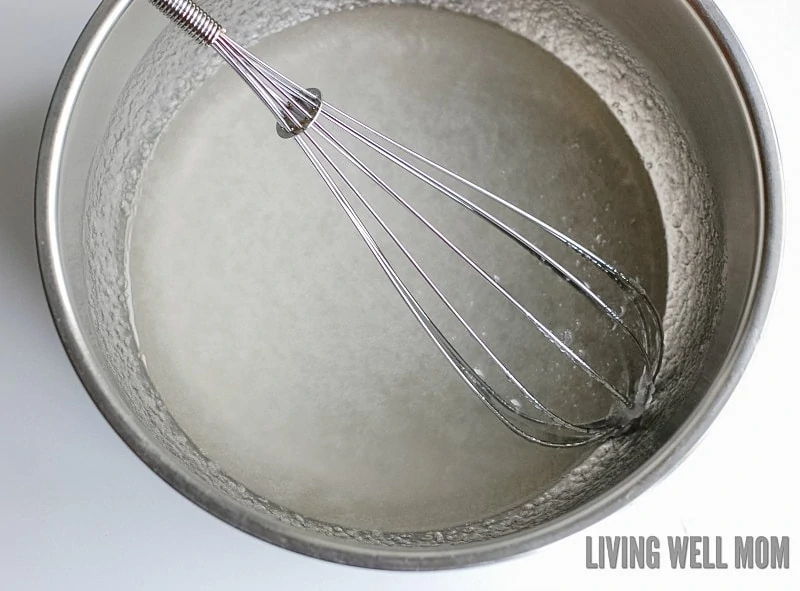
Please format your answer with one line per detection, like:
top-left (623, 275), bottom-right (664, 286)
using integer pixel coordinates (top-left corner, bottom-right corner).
top-left (35, 0), bottom-right (784, 570)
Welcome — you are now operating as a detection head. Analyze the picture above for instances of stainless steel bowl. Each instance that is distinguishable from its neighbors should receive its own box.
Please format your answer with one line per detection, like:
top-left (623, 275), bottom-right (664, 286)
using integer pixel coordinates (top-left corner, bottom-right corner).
top-left (36, 0), bottom-right (782, 570)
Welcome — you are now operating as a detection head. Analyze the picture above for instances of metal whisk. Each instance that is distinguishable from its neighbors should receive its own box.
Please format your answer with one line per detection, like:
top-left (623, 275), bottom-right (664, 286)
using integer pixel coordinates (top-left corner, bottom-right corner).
top-left (148, 0), bottom-right (663, 447)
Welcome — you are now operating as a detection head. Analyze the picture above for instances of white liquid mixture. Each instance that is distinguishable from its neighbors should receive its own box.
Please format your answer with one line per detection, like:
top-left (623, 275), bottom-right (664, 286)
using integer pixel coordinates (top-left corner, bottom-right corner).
top-left (128, 5), bottom-right (666, 530)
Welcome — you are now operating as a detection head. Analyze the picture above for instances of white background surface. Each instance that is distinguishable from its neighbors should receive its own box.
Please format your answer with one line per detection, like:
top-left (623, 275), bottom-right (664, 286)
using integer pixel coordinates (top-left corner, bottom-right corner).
top-left (0, 0), bottom-right (797, 589)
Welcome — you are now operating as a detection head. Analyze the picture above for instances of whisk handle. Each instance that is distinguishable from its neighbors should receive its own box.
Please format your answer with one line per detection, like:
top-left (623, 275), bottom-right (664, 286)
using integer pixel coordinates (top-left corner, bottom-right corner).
top-left (148, 0), bottom-right (224, 45)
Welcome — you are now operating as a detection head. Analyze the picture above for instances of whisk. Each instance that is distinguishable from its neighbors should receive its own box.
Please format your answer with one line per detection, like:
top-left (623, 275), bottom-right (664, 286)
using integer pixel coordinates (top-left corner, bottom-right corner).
top-left (147, 0), bottom-right (663, 447)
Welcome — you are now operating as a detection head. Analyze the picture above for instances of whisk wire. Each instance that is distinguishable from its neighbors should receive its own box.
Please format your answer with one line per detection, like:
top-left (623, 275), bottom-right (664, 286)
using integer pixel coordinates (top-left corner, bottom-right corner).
top-left (321, 103), bottom-right (664, 372)
top-left (318, 112), bottom-right (641, 402)
top-left (297, 133), bottom-right (604, 446)
top-left (307, 122), bottom-right (629, 408)
top-left (304, 128), bottom-right (591, 434)
top-left (215, 36), bottom-right (312, 134)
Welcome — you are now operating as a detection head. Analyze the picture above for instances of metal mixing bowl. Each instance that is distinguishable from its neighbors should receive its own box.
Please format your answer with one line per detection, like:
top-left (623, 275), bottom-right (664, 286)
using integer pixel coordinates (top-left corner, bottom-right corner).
top-left (36, 0), bottom-right (782, 570)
